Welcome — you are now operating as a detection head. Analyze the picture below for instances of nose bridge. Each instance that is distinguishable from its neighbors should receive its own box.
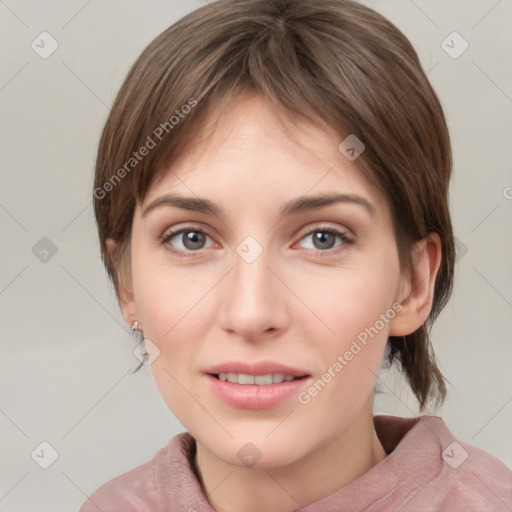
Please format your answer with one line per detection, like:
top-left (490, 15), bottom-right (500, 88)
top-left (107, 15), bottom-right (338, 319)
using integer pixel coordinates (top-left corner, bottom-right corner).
top-left (231, 243), bottom-right (273, 310)
top-left (233, 247), bottom-right (270, 298)
top-left (219, 239), bottom-right (286, 337)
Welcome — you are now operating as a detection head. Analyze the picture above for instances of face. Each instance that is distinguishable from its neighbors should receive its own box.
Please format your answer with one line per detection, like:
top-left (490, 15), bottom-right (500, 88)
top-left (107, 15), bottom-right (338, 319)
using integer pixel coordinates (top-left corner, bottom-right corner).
top-left (123, 92), bottom-right (408, 468)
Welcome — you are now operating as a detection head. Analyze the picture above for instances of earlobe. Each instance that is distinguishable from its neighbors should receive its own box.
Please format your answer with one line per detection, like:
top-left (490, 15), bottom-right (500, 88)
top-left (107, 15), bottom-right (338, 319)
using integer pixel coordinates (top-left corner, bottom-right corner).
top-left (106, 238), bottom-right (139, 326)
top-left (389, 233), bottom-right (442, 336)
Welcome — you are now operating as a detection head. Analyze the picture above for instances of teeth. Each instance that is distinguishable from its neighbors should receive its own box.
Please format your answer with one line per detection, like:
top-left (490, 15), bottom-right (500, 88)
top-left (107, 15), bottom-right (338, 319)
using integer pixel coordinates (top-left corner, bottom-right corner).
top-left (216, 372), bottom-right (299, 385)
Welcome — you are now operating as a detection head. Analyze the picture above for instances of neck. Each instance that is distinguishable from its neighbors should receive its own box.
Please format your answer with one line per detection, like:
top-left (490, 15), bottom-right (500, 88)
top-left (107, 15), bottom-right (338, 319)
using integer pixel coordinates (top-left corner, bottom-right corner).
top-left (194, 402), bottom-right (387, 512)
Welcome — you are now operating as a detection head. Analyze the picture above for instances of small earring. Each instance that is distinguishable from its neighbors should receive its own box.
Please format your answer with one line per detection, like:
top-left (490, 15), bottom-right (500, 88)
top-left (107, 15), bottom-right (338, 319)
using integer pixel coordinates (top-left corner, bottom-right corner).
top-left (131, 321), bottom-right (143, 333)
top-left (131, 321), bottom-right (147, 366)
top-left (131, 321), bottom-right (144, 346)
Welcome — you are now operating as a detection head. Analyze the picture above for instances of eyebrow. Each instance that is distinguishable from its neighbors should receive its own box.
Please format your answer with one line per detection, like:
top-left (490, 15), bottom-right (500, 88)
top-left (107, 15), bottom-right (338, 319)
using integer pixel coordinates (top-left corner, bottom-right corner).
top-left (142, 192), bottom-right (376, 219)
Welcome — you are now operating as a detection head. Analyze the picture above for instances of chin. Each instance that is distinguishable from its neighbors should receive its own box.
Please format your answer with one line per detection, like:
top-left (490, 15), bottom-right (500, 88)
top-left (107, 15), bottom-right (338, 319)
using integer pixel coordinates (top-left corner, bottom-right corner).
top-left (201, 433), bottom-right (314, 470)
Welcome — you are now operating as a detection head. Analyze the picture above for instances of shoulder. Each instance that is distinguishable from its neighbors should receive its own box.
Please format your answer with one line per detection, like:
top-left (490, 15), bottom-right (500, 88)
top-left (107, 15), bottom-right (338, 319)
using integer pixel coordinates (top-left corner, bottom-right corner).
top-left (416, 416), bottom-right (512, 510)
top-left (440, 435), bottom-right (512, 510)
top-left (79, 440), bottom-right (172, 512)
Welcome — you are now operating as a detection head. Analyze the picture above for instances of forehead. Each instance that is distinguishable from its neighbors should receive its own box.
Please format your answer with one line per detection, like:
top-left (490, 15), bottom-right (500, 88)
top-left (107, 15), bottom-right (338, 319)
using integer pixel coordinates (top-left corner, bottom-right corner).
top-left (143, 92), bottom-right (389, 220)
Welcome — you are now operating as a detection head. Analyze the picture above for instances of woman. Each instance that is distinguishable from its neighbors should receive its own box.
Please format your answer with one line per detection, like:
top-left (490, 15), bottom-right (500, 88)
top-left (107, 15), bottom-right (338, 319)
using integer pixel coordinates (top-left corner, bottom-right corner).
top-left (82, 0), bottom-right (511, 510)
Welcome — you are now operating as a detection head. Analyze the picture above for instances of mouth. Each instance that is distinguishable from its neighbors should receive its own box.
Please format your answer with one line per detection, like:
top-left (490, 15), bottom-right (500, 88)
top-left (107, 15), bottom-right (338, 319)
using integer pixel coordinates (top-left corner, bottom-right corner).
top-left (204, 364), bottom-right (312, 409)
top-left (209, 372), bottom-right (309, 385)
top-left (203, 361), bottom-right (311, 408)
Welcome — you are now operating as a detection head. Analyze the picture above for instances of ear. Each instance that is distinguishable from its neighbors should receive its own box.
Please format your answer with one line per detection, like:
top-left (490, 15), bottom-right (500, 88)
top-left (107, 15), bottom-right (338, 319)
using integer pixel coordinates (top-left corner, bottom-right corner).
top-left (389, 233), bottom-right (442, 336)
top-left (106, 239), bottom-right (139, 327)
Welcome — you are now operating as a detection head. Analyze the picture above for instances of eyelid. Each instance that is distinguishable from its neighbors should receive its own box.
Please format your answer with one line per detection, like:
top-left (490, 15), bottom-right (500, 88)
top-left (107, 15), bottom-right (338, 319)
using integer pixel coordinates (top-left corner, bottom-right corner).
top-left (296, 222), bottom-right (352, 239)
top-left (159, 223), bottom-right (214, 244)
top-left (160, 223), bottom-right (350, 242)
top-left (293, 224), bottom-right (355, 250)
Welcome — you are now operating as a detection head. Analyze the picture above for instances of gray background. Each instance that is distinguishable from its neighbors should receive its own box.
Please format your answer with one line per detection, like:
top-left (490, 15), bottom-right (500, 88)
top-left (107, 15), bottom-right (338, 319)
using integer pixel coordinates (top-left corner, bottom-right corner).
top-left (1, 0), bottom-right (511, 510)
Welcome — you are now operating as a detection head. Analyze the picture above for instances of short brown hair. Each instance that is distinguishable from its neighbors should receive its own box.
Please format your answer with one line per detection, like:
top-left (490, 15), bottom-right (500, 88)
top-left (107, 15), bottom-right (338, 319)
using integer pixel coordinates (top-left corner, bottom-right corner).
top-left (93, 0), bottom-right (454, 411)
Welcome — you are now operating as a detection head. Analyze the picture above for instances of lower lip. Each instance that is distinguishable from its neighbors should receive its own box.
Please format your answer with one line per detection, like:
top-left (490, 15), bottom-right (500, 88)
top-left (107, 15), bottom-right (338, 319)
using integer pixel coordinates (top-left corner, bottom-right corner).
top-left (205, 374), bottom-right (310, 410)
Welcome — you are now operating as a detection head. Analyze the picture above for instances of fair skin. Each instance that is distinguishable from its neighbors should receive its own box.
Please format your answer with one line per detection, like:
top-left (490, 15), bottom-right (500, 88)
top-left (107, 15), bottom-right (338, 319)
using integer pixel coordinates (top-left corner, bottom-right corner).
top-left (108, 92), bottom-right (441, 512)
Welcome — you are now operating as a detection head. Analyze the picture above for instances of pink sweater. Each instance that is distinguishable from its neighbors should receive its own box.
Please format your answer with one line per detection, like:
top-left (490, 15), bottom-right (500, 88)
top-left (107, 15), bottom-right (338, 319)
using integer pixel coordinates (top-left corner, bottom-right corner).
top-left (80, 415), bottom-right (511, 511)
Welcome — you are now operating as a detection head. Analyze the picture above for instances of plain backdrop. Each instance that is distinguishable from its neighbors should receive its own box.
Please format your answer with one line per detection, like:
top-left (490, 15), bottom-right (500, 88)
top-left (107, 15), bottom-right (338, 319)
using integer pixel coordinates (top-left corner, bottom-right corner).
top-left (1, 1), bottom-right (511, 510)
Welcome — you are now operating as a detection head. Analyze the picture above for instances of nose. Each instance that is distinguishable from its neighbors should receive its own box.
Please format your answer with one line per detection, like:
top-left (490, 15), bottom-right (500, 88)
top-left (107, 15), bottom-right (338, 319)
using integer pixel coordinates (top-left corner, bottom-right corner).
top-left (218, 245), bottom-right (289, 341)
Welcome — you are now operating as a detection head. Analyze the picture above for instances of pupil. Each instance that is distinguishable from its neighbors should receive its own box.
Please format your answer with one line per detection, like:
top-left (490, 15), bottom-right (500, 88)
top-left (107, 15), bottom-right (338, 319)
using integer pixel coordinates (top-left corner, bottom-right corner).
top-left (184, 231), bottom-right (205, 250)
top-left (314, 231), bottom-right (334, 250)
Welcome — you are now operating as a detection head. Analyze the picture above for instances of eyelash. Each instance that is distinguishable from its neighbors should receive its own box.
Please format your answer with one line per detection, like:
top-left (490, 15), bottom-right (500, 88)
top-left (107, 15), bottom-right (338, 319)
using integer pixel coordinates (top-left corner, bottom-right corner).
top-left (159, 225), bottom-right (355, 258)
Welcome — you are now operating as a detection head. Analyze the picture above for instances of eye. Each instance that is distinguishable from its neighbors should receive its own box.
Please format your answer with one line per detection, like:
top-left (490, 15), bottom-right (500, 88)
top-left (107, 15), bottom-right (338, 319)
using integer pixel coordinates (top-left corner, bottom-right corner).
top-left (159, 225), bottom-right (354, 258)
top-left (160, 226), bottom-right (215, 256)
top-left (297, 226), bottom-right (354, 254)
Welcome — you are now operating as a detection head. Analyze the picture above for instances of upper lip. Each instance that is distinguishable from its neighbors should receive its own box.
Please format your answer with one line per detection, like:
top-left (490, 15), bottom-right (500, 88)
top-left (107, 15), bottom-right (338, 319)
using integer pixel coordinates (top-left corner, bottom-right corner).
top-left (205, 360), bottom-right (310, 377)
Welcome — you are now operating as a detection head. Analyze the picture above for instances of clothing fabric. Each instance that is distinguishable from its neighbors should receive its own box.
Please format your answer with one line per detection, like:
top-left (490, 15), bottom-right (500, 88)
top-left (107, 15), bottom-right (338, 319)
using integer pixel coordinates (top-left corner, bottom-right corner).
top-left (79, 415), bottom-right (512, 511)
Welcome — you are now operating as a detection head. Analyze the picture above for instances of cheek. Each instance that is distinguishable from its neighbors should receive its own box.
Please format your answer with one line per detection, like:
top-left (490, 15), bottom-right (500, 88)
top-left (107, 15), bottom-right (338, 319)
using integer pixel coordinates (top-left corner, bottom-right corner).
top-left (298, 281), bottom-right (397, 422)
top-left (305, 261), bottom-right (400, 343)
top-left (129, 252), bottom-right (215, 406)
top-left (134, 272), bottom-right (203, 373)
top-left (303, 254), bottom-right (400, 387)
top-left (131, 245), bottom-right (206, 339)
